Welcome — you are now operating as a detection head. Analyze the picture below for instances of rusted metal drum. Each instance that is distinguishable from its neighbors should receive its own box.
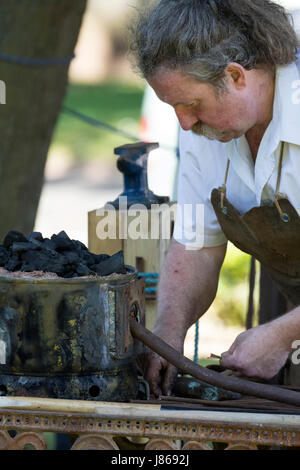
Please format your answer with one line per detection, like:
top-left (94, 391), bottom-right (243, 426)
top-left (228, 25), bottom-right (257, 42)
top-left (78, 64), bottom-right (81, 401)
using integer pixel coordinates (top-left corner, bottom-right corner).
top-left (0, 267), bottom-right (145, 401)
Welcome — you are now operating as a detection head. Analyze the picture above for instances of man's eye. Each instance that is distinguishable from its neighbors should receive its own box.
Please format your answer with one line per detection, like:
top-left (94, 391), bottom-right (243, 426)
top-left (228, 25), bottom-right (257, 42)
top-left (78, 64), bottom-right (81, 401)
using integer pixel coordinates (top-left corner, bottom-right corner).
top-left (188, 101), bottom-right (199, 108)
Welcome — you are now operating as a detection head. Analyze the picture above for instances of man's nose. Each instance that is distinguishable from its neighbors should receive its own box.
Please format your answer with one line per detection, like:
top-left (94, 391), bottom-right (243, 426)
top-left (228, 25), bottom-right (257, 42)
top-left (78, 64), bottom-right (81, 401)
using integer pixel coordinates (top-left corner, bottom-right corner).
top-left (175, 108), bottom-right (199, 131)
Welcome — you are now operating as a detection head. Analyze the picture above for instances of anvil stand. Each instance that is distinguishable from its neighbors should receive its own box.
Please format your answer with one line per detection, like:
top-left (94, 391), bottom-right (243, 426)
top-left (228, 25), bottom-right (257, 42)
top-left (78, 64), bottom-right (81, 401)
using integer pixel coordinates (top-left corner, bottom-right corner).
top-left (88, 142), bottom-right (176, 332)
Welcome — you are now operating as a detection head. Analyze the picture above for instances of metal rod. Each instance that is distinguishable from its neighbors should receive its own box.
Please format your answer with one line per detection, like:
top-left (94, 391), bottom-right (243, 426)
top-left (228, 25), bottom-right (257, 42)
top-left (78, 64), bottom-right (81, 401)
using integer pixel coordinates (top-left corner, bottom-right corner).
top-left (130, 318), bottom-right (300, 408)
top-left (157, 395), bottom-right (297, 412)
top-left (210, 354), bottom-right (221, 360)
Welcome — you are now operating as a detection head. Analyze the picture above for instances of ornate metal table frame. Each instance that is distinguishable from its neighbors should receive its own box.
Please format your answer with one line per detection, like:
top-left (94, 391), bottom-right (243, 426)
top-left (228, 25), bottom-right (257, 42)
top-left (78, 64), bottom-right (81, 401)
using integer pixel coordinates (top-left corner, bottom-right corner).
top-left (0, 397), bottom-right (300, 450)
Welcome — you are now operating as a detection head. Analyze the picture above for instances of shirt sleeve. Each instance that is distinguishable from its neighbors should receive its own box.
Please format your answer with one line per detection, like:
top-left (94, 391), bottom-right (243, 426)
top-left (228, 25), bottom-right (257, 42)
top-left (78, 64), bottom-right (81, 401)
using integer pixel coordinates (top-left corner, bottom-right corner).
top-left (173, 129), bottom-right (228, 249)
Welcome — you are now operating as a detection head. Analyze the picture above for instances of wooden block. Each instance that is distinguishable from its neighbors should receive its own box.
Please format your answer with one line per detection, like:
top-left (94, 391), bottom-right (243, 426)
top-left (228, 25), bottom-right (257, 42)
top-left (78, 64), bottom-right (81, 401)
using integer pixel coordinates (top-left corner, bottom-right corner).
top-left (88, 205), bottom-right (176, 330)
top-left (88, 208), bottom-right (123, 256)
top-left (123, 205), bottom-right (175, 270)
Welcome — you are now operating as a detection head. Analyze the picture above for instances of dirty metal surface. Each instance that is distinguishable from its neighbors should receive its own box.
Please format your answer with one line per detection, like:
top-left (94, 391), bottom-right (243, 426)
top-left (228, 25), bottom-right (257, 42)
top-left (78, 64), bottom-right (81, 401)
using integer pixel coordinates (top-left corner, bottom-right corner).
top-left (0, 271), bottom-right (145, 402)
top-left (0, 398), bottom-right (300, 450)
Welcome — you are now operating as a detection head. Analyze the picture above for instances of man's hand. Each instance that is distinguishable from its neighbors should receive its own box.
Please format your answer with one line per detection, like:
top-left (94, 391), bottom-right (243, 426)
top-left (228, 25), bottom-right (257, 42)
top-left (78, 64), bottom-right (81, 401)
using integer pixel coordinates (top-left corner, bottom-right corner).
top-left (145, 351), bottom-right (178, 398)
top-left (144, 331), bottom-right (184, 398)
top-left (220, 322), bottom-right (291, 380)
top-left (143, 240), bottom-right (226, 397)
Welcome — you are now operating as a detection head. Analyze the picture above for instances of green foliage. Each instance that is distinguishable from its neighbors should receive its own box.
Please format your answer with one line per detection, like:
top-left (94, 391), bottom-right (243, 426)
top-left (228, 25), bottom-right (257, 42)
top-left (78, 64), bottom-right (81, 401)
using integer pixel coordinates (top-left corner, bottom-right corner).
top-left (198, 358), bottom-right (219, 368)
top-left (215, 243), bottom-right (253, 327)
top-left (51, 81), bottom-right (145, 162)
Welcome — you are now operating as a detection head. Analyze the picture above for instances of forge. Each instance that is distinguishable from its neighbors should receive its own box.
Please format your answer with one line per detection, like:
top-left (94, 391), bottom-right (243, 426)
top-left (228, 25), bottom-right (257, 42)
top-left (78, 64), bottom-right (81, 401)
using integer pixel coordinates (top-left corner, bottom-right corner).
top-left (0, 230), bottom-right (145, 402)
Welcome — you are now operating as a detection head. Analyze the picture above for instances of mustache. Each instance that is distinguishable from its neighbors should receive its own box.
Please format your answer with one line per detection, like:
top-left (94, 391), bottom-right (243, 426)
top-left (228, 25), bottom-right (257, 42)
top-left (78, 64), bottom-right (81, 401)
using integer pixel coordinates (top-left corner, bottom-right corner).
top-left (192, 122), bottom-right (228, 141)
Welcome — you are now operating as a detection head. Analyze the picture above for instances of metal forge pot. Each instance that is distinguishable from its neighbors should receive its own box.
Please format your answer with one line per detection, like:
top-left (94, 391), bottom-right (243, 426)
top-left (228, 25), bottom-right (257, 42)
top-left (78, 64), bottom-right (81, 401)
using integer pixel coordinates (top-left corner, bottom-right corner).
top-left (0, 267), bottom-right (145, 401)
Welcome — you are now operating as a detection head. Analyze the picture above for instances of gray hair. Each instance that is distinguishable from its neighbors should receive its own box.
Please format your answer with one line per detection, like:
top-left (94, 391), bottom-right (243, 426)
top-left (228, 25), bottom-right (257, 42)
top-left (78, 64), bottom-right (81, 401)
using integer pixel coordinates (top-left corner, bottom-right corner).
top-left (131, 0), bottom-right (298, 88)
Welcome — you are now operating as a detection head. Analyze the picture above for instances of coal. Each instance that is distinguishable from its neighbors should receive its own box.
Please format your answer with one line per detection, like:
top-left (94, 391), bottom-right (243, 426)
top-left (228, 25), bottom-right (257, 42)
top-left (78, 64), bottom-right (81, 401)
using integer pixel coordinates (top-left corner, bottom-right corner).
top-left (27, 232), bottom-right (43, 243)
top-left (11, 242), bottom-right (38, 254)
top-left (39, 239), bottom-right (57, 252)
top-left (5, 254), bottom-right (21, 272)
top-left (93, 251), bottom-right (126, 276)
top-left (50, 231), bottom-right (73, 251)
top-left (94, 254), bottom-right (110, 263)
top-left (76, 263), bottom-right (93, 276)
top-left (63, 251), bottom-right (80, 265)
top-left (0, 246), bottom-right (9, 266)
top-left (0, 230), bottom-right (128, 278)
top-left (3, 230), bottom-right (27, 249)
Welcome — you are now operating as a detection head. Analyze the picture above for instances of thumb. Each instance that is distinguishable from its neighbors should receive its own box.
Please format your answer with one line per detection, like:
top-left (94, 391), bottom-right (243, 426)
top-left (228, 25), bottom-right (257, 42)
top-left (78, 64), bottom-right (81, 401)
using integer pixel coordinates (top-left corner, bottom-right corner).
top-left (220, 350), bottom-right (235, 369)
top-left (220, 337), bottom-right (238, 363)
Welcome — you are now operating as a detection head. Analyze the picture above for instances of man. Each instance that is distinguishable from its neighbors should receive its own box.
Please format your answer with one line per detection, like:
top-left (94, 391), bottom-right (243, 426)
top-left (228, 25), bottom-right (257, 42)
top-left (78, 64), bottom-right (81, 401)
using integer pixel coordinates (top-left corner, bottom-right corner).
top-left (132, 0), bottom-right (300, 397)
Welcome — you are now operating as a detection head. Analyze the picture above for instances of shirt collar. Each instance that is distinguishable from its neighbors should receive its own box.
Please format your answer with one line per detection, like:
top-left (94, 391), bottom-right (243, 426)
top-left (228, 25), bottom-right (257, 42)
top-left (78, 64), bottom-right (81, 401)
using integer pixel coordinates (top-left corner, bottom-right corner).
top-left (228, 54), bottom-right (300, 169)
top-left (272, 52), bottom-right (300, 147)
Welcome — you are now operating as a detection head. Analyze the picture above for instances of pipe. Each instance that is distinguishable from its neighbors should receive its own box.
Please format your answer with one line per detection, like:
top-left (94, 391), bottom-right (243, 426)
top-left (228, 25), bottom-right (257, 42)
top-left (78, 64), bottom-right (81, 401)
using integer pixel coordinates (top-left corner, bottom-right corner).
top-left (130, 318), bottom-right (300, 408)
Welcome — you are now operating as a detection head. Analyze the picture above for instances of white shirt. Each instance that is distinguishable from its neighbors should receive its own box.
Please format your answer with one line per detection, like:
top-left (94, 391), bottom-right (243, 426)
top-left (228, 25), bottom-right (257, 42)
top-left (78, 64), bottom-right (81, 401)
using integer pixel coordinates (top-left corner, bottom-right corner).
top-left (173, 53), bottom-right (300, 249)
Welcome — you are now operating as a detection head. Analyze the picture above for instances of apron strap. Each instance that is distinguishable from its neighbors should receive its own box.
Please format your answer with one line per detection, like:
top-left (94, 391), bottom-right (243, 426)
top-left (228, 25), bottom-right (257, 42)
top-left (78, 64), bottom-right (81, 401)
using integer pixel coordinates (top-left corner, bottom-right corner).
top-left (220, 142), bottom-right (289, 222)
top-left (220, 159), bottom-right (230, 213)
top-left (274, 142), bottom-right (290, 223)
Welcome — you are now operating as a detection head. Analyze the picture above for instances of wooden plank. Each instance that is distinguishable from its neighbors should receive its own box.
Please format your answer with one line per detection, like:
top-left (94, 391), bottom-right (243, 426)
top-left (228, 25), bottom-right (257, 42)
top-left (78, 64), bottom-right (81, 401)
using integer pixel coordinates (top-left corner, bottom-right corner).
top-left (0, 396), bottom-right (161, 414)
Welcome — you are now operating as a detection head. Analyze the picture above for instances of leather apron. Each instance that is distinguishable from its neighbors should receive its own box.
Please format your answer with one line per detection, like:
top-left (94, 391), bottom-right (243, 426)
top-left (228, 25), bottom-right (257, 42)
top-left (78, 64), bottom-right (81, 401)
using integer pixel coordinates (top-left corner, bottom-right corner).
top-left (211, 142), bottom-right (300, 385)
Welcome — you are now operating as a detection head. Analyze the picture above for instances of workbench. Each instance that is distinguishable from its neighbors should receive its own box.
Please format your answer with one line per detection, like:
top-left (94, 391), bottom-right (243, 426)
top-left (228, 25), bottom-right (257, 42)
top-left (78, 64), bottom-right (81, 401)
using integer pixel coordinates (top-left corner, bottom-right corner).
top-left (0, 396), bottom-right (300, 450)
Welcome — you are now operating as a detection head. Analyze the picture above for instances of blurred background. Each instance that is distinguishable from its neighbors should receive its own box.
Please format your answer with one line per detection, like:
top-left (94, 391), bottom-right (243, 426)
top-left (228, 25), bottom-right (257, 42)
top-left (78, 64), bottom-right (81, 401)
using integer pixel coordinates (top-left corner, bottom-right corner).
top-left (33, 0), bottom-right (300, 358)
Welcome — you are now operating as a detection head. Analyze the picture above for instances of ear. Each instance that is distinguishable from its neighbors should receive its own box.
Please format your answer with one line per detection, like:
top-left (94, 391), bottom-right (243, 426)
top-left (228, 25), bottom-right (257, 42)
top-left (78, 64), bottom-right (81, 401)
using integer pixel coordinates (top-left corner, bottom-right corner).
top-left (225, 63), bottom-right (247, 90)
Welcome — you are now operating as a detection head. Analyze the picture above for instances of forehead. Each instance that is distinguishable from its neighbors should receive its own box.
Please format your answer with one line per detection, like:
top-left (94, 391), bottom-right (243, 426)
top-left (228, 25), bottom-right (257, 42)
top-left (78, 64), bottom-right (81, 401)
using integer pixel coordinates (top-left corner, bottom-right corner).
top-left (148, 67), bottom-right (216, 105)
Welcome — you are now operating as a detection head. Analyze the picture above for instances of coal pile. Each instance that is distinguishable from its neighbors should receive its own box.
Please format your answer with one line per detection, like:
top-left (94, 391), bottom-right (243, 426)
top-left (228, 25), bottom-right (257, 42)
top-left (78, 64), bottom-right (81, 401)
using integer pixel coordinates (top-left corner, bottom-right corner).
top-left (0, 230), bottom-right (127, 278)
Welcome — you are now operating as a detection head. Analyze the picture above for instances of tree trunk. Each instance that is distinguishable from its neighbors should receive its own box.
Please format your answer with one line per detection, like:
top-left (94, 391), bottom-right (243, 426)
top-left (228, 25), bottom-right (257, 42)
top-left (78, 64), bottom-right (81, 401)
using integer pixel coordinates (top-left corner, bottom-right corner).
top-left (0, 0), bottom-right (87, 241)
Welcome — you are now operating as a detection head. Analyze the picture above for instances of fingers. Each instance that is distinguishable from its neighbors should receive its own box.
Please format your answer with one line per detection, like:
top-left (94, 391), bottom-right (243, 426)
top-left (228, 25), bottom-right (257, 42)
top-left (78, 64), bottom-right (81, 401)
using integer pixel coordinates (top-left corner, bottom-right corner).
top-left (220, 349), bottom-right (241, 373)
top-left (162, 364), bottom-right (178, 397)
top-left (145, 354), bottom-right (164, 398)
top-left (220, 350), bottom-right (234, 369)
top-left (220, 335), bottom-right (241, 370)
top-left (145, 352), bottom-right (178, 398)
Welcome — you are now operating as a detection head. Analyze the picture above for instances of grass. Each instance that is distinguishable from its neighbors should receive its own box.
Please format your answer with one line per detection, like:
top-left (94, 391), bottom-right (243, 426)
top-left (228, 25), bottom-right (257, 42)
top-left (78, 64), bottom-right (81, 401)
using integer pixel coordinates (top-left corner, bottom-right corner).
top-left (215, 244), bottom-right (258, 327)
top-left (51, 80), bottom-right (145, 162)
top-left (198, 358), bottom-right (220, 367)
